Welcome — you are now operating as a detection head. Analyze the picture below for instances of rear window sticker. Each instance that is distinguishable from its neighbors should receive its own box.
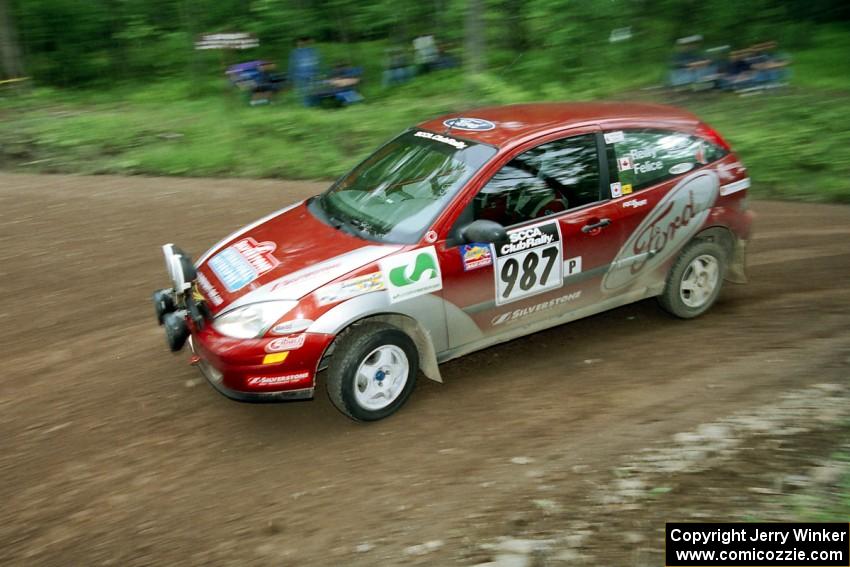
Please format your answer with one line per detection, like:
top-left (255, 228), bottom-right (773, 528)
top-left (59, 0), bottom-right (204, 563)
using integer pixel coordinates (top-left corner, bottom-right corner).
top-left (604, 131), bottom-right (625, 144)
top-left (611, 182), bottom-right (623, 198)
top-left (669, 162), bottom-right (694, 175)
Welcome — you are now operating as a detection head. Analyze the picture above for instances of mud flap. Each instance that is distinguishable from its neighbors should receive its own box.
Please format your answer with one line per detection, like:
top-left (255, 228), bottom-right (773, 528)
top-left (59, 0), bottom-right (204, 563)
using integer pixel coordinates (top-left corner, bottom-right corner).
top-left (725, 239), bottom-right (749, 284)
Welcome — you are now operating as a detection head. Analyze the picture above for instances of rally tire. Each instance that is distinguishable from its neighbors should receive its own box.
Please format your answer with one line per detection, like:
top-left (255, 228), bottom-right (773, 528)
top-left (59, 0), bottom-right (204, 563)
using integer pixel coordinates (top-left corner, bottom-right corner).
top-left (326, 322), bottom-right (419, 422)
top-left (658, 239), bottom-right (727, 319)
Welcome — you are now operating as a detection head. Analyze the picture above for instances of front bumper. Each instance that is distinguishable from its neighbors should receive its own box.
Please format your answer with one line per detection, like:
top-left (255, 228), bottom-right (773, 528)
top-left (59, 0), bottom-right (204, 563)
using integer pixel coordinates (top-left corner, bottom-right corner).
top-left (188, 324), bottom-right (335, 403)
top-left (189, 337), bottom-right (318, 402)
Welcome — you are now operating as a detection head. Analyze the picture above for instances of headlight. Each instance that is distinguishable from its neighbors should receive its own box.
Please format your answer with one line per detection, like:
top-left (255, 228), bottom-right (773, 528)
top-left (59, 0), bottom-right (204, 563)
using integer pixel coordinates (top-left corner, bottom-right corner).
top-left (212, 301), bottom-right (297, 339)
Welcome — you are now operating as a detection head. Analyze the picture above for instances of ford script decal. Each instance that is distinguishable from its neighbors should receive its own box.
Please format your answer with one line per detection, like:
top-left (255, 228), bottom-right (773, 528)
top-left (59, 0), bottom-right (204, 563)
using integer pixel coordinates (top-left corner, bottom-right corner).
top-left (602, 170), bottom-right (719, 293)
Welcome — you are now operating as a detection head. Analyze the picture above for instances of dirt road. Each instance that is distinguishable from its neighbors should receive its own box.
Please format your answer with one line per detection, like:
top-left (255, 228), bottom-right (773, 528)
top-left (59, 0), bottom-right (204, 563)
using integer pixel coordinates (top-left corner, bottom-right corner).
top-left (2, 173), bottom-right (849, 566)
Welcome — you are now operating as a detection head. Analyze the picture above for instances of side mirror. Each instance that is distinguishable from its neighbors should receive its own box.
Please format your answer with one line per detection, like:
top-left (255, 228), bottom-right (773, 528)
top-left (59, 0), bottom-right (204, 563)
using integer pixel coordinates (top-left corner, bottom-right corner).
top-left (460, 219), bottom-right (508, 244)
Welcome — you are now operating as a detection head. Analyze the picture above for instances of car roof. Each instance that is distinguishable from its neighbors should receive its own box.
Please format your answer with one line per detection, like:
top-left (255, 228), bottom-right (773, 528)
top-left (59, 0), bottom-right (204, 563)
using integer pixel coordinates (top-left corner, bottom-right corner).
top-left (416, 102), bottom-right (701, 148)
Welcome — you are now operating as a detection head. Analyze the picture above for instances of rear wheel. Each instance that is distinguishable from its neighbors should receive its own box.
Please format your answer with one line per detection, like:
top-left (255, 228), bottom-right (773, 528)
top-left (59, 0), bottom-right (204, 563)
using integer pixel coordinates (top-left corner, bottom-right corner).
top-left (658, 240), bottom-right (727, 319)
top-left (327, 322), bottom-right (418, 421)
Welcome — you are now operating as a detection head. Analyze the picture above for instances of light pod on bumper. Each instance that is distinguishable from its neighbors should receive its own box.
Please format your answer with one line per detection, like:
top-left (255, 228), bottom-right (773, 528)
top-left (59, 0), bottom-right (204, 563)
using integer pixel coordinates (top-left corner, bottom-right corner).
top-left (152, 289), bottom-right (176, 325)
top-left (163, 311), bottom-right (190, 352)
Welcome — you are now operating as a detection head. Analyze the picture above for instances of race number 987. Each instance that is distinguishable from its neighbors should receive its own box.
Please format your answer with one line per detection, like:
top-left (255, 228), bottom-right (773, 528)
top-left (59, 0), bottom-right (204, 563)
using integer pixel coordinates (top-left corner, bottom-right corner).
top-left (493, 222), bottom-right (564, 305)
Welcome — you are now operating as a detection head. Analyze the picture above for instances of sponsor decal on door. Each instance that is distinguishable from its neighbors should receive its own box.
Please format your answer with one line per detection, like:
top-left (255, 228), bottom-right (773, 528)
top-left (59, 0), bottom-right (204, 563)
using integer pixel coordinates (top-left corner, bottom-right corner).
top-left (380, 246), bottom-right (443, 303)
top-left (491, 220), bottom-right (563, 306)
top-left (460, 243), bottom-right (493, 271)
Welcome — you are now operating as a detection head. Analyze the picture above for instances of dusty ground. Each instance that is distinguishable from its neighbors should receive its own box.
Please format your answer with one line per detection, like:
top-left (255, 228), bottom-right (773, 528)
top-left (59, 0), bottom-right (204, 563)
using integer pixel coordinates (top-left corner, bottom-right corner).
top-left (1, 173), bottom-right (849, 566)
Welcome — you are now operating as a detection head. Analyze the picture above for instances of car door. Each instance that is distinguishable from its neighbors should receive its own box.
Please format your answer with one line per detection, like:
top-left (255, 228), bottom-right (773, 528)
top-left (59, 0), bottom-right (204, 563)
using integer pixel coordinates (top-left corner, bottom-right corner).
top-left (437, 129), bottom-right (628, 351)
top-left (599, 127), bottom-right (724, 296)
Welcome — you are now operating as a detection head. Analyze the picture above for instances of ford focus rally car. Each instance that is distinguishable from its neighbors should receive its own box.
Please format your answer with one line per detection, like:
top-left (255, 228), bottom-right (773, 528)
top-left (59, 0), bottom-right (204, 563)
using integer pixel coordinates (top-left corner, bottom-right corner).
top-left (153, 103), bottom-right (753, 421)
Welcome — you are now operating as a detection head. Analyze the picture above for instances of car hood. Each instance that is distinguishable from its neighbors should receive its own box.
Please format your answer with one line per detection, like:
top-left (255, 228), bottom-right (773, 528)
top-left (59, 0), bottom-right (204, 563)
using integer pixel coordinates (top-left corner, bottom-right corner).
top-left (195, 200), bottom-right (400, 314)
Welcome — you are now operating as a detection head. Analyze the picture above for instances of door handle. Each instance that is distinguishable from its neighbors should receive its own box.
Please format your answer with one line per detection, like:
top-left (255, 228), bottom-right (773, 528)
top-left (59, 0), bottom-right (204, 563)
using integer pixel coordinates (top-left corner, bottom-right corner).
top-left (581, 218), bottom-right (612, 233)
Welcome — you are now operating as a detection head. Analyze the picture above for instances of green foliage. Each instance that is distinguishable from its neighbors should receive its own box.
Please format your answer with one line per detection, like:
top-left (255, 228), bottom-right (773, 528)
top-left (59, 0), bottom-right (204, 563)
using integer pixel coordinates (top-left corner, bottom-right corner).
top-left (11, 0), bottom-right (850, 87)
top-left (2, 2), bottom-right (850, 203)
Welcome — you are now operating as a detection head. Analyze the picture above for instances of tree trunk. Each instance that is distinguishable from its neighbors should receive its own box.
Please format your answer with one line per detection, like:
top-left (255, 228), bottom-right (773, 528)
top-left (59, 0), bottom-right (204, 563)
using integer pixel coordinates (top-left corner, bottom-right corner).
top-left (465, 0), bottom-right (485, 73)
top-left (0, 0), bottom-right (25, 80)
top-left (502, 0), bottom-right (526, 53)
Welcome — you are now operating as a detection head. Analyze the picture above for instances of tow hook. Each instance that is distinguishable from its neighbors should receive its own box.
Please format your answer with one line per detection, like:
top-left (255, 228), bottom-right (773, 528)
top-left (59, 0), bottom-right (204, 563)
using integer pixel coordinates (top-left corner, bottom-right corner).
top-left (189, 355), bottom-right (201, 366)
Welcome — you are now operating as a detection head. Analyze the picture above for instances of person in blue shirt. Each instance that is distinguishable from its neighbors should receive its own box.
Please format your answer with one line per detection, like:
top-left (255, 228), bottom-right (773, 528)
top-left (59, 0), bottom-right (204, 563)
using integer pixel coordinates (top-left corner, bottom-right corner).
top-left (288, 37), bottom-right (319, 106)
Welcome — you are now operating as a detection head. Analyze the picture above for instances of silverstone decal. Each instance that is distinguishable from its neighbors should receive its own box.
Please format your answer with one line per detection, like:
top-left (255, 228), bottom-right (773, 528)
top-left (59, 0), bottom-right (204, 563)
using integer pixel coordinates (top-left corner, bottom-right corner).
top-left (316, 272), bottom-right (385, 306)
top-left (611, 182), bottom-right (623, 198)
top-left (380, 246), bottom-right (442, 303)
top-left (604, 130), bottom-right (625, 144)
top-left (247, 371), bottom-right (310, 387)
top-left (492, 291), bottom-right (581, 326)
top-left (208, 237), bottom-right (279, 292)
top-left (265, 334), bottom-right (307, 353)
top-left (414, 130), bottom-right (467, 150)
top-left (442, 117), bottom-right (496, 131)
top-left (492, 221), bottom-right (563, 306)
top-left (602, 170), bottom-right (720, 293)
top-left (460, 243), bottom-right (493, 271)
top-left (196, 272), bottom-right (223, 306)
top-left (669, 162), bottom-right (694, 175)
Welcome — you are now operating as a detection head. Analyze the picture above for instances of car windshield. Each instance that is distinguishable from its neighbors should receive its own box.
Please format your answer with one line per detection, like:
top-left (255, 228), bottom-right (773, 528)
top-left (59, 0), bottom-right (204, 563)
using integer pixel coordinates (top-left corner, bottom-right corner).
top-left (312, 130), bottom-right (496, 243)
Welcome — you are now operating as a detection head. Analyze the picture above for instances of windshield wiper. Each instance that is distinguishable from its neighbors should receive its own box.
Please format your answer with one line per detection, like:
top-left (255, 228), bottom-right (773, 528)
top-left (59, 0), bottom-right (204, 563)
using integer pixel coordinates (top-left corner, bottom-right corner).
top-left (319, 194), bottom-right (359, 236)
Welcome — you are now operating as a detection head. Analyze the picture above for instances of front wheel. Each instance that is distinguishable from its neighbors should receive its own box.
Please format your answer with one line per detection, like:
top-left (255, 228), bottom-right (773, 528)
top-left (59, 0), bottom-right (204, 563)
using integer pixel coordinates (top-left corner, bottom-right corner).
top-left (658, 239), bottom-right (727, 319)
top-left (326, 322), bottom-right (419, 421)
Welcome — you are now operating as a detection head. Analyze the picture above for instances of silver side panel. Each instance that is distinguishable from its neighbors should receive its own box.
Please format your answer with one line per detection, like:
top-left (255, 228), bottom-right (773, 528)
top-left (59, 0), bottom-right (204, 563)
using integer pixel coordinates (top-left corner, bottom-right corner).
top-left (438, 283), bottom-right (664, 364)
top-left (308, 282), bottom-right (664, 380)
top-left (308, 290), bottom-right (457, 382)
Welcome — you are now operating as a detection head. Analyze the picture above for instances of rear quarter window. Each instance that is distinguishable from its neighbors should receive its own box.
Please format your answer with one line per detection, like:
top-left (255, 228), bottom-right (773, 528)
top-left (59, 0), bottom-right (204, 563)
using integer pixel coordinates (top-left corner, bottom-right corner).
top-left (607, 129), bottom-right (728, 192)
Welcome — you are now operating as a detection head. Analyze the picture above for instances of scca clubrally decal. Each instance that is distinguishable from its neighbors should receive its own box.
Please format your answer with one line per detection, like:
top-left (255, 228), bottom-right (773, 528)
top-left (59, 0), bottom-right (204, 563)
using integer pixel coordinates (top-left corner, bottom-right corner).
top-left (491, 220), bottom-right (564, 306)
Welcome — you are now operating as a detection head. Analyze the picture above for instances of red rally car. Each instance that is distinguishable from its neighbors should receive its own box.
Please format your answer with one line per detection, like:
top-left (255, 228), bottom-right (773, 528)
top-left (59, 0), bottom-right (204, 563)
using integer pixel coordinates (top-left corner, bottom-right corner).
top-left (153, 103), bottom-right (753, 421)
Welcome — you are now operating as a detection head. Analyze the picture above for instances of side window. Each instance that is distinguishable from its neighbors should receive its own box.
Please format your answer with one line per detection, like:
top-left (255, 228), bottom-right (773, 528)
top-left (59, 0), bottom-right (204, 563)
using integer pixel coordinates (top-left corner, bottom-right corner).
top-left (608, 129), bottom-right (724, 193)
top-left (471, 134), bottom-right (600, 227)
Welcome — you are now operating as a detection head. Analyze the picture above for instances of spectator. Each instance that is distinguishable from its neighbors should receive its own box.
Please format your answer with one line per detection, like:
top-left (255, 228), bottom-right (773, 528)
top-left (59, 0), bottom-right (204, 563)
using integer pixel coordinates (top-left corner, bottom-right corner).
top-left (250, 61), bottom-right (284, 106)
top-left (383, 46), bottom-right (413, 87)
top-left (328, 61), bottom-right (363, 105)
top-left (669, 36), bottom-right (711, 89)
top-left (719, 49), bottom-right (754, 90)
top-left (288, 36), bottom-right (320, 106)
top-left (413, 35), bottom-right (438, 74)
top-left (433, 42), bottom-right (459, 70)
top-left (749, 41), bottom-right (790, 88)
